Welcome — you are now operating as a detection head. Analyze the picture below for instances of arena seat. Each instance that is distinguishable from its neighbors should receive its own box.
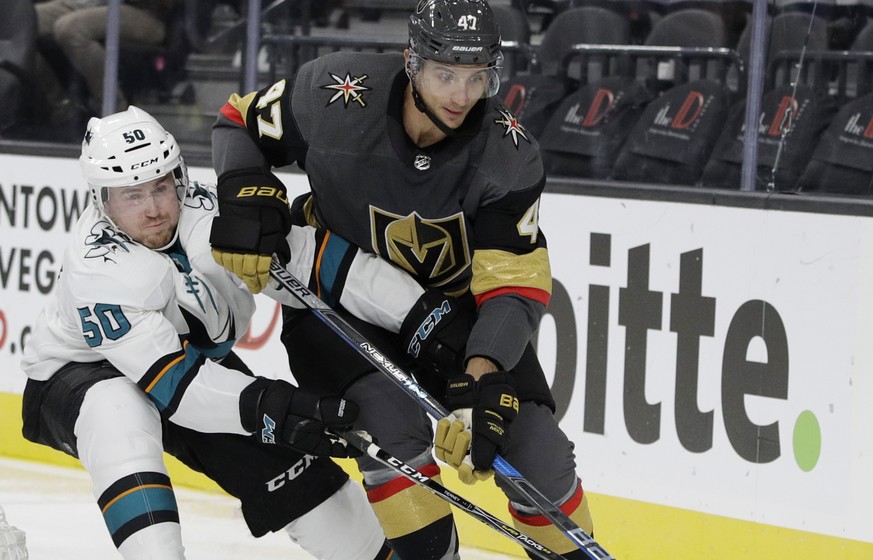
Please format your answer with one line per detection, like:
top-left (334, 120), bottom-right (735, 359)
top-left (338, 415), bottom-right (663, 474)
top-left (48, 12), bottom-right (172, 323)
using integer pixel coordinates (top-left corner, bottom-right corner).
top-left (796, 91), bottom-right (873, 195)
top-left (610, 79), bottom-right (733, 185)
top-left (499, 6), bottom-right (631, 139)
top-left (538, 75), bottom-right (654, 178)
top-left (700, 83), bottom-right (837, 190)
top-left (0, 0), bottom-right (36, 134)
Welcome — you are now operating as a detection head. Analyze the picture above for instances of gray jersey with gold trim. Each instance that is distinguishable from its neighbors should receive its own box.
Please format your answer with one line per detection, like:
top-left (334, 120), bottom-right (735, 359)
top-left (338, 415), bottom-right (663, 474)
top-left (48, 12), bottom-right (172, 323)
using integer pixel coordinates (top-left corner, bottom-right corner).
top-left (214, 50), bottom-right (552, 370)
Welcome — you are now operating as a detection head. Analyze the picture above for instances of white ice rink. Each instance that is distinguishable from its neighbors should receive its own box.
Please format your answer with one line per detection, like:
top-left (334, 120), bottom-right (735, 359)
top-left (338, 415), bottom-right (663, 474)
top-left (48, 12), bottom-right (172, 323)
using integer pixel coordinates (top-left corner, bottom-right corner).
top-left (0, 458), bottom-right (516, 560)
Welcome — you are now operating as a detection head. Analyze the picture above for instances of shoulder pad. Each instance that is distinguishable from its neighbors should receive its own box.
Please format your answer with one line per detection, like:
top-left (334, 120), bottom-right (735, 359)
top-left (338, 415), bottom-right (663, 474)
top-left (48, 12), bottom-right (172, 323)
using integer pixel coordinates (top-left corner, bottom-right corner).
top-left (478, 102), bottom-right (545, 194)
top-left (295, 51), bottom-right (404, 106)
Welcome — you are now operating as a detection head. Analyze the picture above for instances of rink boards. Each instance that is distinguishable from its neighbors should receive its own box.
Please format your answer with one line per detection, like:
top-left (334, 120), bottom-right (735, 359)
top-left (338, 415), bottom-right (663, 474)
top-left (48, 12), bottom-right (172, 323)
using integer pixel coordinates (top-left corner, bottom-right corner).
top-left (2, 153), bottom-right (873, 559)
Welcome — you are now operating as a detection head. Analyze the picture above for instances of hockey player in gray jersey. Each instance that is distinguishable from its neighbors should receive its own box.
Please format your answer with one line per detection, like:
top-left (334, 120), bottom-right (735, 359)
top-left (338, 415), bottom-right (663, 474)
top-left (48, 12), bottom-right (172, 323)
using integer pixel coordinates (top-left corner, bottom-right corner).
top-left (19, 106), bottom-right (443, 559)
top-left (209, 0), bottom-right (595, 558)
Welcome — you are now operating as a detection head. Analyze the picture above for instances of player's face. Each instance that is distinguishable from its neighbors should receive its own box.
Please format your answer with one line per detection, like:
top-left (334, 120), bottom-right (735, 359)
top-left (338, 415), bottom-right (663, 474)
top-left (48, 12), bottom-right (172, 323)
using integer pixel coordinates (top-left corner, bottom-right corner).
top-left (104, 173), bottom-right (180, 249)
top-left (416, 60), bottom-right (492, 127)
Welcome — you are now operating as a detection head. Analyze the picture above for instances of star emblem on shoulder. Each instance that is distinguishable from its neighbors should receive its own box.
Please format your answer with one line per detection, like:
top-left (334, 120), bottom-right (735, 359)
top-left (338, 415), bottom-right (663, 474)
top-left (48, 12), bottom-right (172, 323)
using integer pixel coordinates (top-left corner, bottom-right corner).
top-left (494, 108), bottom-right (530, 148)
top-left (321, 72), bottom-right (370, 108)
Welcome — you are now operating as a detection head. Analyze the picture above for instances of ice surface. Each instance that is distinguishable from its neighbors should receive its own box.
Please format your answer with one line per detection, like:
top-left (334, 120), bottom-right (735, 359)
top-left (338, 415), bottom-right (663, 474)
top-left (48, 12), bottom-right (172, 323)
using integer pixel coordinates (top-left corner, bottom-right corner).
top-left (0, 458), bottom-right (515, 559)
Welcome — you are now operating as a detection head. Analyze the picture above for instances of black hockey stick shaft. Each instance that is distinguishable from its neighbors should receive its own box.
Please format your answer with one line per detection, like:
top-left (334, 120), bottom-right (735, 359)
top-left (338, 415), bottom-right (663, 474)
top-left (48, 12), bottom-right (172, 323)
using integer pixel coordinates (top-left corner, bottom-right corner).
top-left (268, 261), bottom-right (615, 559)
top-left (336, 430), bottom-right (567, 560)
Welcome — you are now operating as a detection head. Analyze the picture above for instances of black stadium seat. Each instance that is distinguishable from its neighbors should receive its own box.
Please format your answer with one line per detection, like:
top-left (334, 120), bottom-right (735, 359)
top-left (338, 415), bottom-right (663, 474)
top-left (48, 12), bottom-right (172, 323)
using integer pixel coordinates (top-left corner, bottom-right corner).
top-left (611, 79), bottom-right (732, 185)
top-left (500, 6), bottom-right (631, 139)
top-left (0, 0), bottom-right (36, 134)
top-left (539, 75), bottom-right (655, 178)
top-left (700, 83), bottom-right (838, 190)
top-left (797, 92), bottom-right (873, 195)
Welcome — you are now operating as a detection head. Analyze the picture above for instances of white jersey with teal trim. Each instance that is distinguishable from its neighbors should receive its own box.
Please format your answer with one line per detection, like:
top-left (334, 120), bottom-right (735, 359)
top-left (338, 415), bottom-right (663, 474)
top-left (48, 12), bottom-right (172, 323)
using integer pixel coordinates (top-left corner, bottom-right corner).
top-left (21, 181), bottom-right (425, 436)
top-left (21, 182), bottom-right (257, 434)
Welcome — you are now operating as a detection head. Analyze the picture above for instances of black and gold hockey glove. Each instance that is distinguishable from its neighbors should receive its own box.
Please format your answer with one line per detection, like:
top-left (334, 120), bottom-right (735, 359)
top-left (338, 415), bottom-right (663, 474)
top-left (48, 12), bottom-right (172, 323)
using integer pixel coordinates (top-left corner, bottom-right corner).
top-left (240, 378), bottom-right (362, 458)
top-left (434, 372), bottom-right (519, 484)
top-left (210, 168), bottom-right (292, 293)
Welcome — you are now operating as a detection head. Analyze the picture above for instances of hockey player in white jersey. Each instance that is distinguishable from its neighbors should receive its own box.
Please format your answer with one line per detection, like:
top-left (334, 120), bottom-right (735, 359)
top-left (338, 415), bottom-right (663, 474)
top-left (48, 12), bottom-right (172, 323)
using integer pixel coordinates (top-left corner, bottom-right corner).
top-left (19, 106), bottom-right (439, 559)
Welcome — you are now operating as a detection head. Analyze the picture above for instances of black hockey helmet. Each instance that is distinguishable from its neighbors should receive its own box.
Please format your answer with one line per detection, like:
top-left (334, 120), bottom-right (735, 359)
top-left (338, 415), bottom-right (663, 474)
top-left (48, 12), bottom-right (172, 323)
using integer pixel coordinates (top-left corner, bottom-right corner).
top-left (408, 0), bottom-right (503, 66)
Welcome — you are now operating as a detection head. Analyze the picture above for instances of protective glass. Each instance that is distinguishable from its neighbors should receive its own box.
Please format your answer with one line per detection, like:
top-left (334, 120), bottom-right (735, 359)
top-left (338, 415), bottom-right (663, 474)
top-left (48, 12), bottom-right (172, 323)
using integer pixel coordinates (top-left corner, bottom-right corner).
top-left (409, 53), bottom-right (503, 99)
top-left (100, 167), bottom-right (185, 221)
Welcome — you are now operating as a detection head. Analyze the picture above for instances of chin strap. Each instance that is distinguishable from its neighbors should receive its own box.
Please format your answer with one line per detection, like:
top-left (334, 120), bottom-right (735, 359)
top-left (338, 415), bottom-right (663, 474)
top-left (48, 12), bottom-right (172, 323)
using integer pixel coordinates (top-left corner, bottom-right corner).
top-left (411, 82), bottom-right (458, 138)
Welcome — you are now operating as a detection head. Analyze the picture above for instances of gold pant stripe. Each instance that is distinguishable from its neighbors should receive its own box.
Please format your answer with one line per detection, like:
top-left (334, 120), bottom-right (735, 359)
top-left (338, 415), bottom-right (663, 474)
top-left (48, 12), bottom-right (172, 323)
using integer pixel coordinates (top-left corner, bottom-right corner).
top-left (369, 475), bottom-right (452, 539)
top-left (513, 494), bottom-right (594, 554)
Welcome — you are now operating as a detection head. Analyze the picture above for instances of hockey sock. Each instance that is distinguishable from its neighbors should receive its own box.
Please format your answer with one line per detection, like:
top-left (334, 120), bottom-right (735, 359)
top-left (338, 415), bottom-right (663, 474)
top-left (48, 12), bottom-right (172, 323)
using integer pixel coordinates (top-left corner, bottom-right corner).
top-left (99, 471), bottom-right (184, 559)
top-left (366, 463), bottom-right (459, 560)
top-left (509, 479), bottom-right (594, 558)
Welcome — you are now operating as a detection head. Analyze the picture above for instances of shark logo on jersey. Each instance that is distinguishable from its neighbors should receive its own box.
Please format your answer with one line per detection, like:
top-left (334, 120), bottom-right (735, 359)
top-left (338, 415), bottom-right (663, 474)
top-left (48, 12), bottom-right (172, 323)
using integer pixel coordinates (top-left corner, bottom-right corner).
top-left (321, 72), bottom-right (370, 108)
top-left (494, 108), bottom-right (530, 148)
top-left (183, 182), bottom-right (216, 211)
top-left (370, 208), bottom-right (470, 287)
top-left (84, 220), bottom-right (131, 262)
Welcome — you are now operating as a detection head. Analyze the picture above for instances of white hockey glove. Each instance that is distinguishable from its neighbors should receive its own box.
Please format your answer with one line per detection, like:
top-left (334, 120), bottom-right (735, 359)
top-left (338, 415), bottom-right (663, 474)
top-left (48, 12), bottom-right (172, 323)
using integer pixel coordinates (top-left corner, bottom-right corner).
top-left (434, 372), bottom-right (519, 485)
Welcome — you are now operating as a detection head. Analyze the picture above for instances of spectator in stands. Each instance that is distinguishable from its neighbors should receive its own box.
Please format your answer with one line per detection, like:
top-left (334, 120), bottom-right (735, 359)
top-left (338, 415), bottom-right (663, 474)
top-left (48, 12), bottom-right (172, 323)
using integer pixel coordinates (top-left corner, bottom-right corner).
top-left (35, 0), bottom-right (178, 118)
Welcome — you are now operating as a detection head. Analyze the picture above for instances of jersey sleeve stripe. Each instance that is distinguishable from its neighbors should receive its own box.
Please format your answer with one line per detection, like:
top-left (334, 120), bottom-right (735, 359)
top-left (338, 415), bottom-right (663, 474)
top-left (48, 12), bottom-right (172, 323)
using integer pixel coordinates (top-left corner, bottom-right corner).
top-left (474, 285), bottom-right (551, 307)
top-left (314, 230), bottom-right (355, 307)
top-left (471, 247), bottom-right (552, 302)
top-left (139, 341), bottom-right (206, 414)
top-left (220, 91), bottom-right (259, 127)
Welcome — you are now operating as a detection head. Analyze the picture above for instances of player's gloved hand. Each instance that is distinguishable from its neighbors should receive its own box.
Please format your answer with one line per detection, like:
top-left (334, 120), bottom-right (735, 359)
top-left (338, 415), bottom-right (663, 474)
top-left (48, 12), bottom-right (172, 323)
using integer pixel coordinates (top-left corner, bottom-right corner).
top-left (434, 372), bottom-right (519, 484)
top-left (211, 250), bottom-right (272, 294)
top-left (399, 289), bottom-right (473, 377)
top-left (240, 378), bottom-right (362, 458)
top-left (210, 168), bottom-right (292, 293)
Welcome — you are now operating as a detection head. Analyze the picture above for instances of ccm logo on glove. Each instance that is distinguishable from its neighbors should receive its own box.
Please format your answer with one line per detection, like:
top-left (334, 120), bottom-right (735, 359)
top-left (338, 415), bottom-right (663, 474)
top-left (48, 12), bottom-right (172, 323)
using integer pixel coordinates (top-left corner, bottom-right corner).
top-left (407, 298), bottom-right (452, 357)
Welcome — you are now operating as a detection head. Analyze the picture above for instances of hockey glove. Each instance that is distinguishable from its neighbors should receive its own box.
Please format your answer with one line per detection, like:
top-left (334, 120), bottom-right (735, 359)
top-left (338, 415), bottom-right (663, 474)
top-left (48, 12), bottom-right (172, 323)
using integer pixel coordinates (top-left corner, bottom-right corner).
top-left (240, 378), bottom-right (362, 458)
top-left (399, 289), bottom-right (473, 378)
top-left (434, 372), bottom-right (519, 485)
top-left (210, 168), bottom-right (292, 293)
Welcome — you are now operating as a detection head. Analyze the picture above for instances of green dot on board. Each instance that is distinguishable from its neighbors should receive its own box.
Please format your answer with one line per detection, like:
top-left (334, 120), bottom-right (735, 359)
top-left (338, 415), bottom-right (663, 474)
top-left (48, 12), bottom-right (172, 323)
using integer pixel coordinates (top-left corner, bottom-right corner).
top-left (793, 410), bottom-right (821, 472)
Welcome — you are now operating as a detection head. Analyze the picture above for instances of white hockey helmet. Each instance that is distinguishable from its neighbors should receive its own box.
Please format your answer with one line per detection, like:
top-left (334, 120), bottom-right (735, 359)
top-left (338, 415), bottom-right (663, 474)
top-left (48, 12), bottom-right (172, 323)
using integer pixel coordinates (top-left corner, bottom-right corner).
top-left (80, 106), bottom-right (188, 223)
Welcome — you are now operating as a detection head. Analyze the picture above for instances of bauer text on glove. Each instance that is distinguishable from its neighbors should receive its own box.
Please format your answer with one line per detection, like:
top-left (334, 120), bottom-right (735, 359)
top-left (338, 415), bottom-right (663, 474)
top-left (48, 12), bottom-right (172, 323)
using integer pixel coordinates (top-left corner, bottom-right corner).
top-left (436, 372), bottom-right (518, 483)
top-left (210, 168), bottom-right (291, 292)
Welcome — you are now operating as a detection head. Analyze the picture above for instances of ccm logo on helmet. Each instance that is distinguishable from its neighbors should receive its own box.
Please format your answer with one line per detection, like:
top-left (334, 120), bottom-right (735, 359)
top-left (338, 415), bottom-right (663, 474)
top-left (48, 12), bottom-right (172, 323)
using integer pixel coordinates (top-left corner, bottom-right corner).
top-left (131, 157), bottom-right (159, 169)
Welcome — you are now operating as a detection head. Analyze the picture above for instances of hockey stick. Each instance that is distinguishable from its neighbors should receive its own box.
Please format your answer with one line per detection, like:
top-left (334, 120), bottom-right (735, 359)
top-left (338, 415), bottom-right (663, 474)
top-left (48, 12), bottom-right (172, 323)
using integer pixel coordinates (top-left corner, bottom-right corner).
top-left (269, 261), bottom-right (614, 559)
top-left (335, 430), bottom-right (566, 560)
